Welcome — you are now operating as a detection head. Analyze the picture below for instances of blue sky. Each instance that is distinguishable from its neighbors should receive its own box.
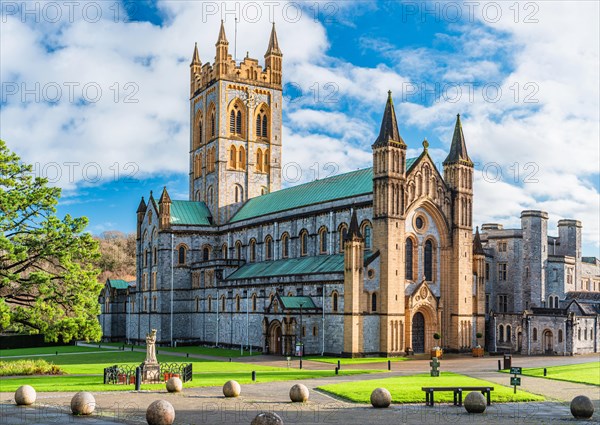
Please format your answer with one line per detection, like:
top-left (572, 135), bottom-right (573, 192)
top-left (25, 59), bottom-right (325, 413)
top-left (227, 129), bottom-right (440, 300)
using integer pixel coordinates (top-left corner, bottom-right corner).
top-left (1, 1), bottom-right (598, 255)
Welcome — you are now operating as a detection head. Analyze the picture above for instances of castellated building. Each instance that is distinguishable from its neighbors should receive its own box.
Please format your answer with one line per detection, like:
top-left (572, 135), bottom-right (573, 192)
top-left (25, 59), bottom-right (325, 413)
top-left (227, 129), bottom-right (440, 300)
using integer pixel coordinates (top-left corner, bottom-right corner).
top-left (482, 213), bottom-right (599, 355)
top-left (99, 23), bottom-right (599, 356)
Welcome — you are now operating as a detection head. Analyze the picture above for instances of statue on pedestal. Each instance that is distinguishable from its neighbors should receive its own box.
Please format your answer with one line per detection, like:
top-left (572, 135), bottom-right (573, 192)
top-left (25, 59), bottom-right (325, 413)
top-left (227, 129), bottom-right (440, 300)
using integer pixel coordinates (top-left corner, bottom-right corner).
top-left (142, 329), bottom-right (160, 382)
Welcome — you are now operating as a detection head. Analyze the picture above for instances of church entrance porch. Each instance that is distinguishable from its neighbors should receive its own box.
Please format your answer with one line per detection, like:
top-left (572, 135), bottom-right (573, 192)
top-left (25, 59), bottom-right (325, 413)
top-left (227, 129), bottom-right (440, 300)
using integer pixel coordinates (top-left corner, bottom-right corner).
top-left (268, 321), bottom-right (283, 355)
top-left (412, 312), bottom-right (425, 353)
top-left (543, 330), bottom-right (554, 354)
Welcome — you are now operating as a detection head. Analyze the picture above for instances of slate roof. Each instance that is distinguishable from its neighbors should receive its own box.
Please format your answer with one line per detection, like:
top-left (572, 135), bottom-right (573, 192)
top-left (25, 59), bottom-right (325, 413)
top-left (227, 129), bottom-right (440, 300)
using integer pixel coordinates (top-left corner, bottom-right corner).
top-left (230, 160), bottom-right (416, 223)
top-left (226, 251), bottom-right (378, 280)
top-left (170, 200), bottom-right (212, 226)
top-left (582, 256), bottom-right (598, 264)
top-left (107, 279), bottom-right (129, 289)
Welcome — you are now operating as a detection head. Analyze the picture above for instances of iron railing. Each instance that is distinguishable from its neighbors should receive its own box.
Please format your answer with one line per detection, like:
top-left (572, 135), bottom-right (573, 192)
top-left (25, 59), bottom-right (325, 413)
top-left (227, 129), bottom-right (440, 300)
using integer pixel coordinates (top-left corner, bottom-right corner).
top-left (103, 363), bottom-right (192, 385)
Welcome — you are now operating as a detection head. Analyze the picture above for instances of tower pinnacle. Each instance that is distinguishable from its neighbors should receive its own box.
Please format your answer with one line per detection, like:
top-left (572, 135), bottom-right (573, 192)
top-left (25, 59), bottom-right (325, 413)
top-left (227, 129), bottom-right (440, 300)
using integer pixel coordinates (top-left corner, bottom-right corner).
top-left (443, 114), bottom-right (472, 165)
top-left (372, 91), bottom-right (405, 147)
top-left (265, 22), bottom-right (282, 56)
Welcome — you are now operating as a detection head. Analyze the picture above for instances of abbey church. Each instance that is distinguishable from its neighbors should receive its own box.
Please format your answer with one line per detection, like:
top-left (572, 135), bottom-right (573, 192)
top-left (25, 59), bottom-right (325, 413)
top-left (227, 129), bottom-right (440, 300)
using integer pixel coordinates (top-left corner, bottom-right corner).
top-left (99, 23), bottom-right (599, 356)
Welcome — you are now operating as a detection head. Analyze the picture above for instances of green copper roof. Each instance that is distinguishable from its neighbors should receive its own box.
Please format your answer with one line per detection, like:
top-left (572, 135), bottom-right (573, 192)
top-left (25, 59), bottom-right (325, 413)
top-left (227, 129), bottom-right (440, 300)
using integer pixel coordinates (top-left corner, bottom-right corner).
top-left (226, 251), bottom-right (378, 280)
top-left (170, 200), bottom-right (212, 226)
top-left (230, 159), bottom-right (416, 223)
top-left (107, 279), bottom-right (129, 289)
top-left (279, 296), bottom-right (317, 309)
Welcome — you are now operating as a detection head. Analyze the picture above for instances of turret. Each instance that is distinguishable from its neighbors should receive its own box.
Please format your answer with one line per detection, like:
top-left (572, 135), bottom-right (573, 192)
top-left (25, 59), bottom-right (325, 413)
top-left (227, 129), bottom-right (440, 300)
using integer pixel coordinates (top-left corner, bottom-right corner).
top-left (215, 20), bottom-right (229, 76)
top-left (190, 42), bottom-right (201, 96)
top-left (343, 210), bottom-right (364, 356)
top-left (136, 196), bottom-right (147, 239)
top-left (264, 23), bottom-right (282, 86)
top-left (158, 187), bottom-right (172, 230)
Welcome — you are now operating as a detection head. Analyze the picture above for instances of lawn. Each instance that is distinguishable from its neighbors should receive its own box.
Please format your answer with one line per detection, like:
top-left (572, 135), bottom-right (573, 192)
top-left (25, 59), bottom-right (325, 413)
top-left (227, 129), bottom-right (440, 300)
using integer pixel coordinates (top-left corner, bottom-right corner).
top-left (99, 342), bottom-right (260, 358)
top-left (318, 372), bottom-right (545, 404)
top-left (0, 345), bottom-right (107, 358)
top-left (304, 356), bottom-right (407, 365)
top-left (501, 362), bottom-right (599, 386)
top-left (0, 349), bottom-right (377, 392)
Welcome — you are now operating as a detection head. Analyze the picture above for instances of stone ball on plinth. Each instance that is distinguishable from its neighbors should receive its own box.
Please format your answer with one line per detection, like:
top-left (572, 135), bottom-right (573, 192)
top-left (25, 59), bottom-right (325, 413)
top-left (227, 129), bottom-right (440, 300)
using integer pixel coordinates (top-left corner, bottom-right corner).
top-left (370, 387), bottom-right (392, 408)
top-left (289, 384), bottom-right (309, 402)
top-left (166, 377), bottom-right (182, 393)
top-left (223, 380), bottom-right (241, 397)
top-left (70, 391), bottom-right (96, 415)
top-left (570, 395), bottom-right (594, 419)
top-left (251, 411), bottom-right (284, 425)
top-left (15, 385), bottom-right (36, 405)
top-left (464, 391), bottom-right (486, 413)
top-left (146, 399), bottom-right (175, 425)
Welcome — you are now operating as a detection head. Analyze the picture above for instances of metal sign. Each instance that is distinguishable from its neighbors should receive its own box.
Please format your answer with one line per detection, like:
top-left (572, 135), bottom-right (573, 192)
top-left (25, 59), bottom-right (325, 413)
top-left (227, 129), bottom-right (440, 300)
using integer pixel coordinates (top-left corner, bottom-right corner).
top-left (511, 377), bottom-right (521, 386)
top-left (510, 367), bottom-right (522, 375)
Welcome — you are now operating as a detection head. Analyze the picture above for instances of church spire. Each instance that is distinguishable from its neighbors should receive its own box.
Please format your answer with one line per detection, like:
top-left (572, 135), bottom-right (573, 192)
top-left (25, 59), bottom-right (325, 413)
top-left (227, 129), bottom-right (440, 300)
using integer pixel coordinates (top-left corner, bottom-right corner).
top-left (216, 20), bottom-right (228, 45)
top-left (159, 186), bottom-right (171, 204)
top-left (191, 42), bottom-right (201, 65)
top-left (265, 22), bottom-right (281, 56)
top-left (443, 114), bottom-right (472, 165)
top-left (346, 209), bottom-right (363, 241)
top-left (373, 91), bottom-right (405, 147)
top-left (136, 196), bottom-right (147, 213)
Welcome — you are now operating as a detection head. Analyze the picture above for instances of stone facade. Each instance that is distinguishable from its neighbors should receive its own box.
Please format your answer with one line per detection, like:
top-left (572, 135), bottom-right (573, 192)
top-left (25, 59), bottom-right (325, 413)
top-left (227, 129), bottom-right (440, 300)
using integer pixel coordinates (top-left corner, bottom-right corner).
top-left (100, 24), bottom-right (487, 356)
top-left (482, 213), bottom-right (600, 355)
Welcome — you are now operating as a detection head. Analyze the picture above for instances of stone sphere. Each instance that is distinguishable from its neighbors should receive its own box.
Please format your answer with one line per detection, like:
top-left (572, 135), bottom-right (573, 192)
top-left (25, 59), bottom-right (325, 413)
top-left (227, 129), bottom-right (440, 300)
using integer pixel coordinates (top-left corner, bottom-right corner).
top-left (289, 384), bottom-right (309, 402)
top-left (570, 395), bottom-right (594, 419)
top-left (250, 412), bottom-right (284, 425)
top-left (370, 387), bottom-right (392, 408)
top-left (166, 377), bottom-right (183, 393)
top-left (223, 380), bottom-right (241, 397)
top-left (70, 391), bottom-right (96, 415)
top-left (14, 385), bottom-right (36, 405)
top-left (464, 391), bottom-right (486, 414)
top-left (146, 399), bottom-right (175, 425)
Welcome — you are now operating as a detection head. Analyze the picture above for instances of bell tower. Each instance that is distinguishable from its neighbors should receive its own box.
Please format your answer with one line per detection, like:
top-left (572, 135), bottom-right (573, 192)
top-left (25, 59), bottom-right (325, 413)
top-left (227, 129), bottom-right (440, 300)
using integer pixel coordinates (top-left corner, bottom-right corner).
top-left (188, 22), bottom-right (283, 223)
top-left (442, 114), bottom-right (475, 350)
top-left (372, 91), bottom-right (407, 355)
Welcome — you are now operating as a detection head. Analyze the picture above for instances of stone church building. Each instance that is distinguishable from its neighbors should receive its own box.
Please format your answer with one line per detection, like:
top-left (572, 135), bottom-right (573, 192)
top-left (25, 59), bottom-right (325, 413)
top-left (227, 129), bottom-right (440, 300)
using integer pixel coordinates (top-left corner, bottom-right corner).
top-left (99, 23), bottom-right (598, 356)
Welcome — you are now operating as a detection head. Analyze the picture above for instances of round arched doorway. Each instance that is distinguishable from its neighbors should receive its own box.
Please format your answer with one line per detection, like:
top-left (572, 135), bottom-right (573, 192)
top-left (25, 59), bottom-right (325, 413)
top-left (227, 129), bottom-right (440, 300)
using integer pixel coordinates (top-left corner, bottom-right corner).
top-left (268, 321), bottom-right (283, 355)
top-left (543, 330), bottom-right (553, 354)
top-left (412, 312), bottom-right (425, 353)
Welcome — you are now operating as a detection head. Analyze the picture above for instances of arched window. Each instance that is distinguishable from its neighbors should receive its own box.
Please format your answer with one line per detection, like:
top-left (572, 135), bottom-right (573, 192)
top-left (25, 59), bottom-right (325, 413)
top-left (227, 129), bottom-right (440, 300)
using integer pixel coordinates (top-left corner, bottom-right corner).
top-left (313, 326), bottom-right (318, 337)
top-left (361, 222), bottom-right (372, 249)
top-left (206, 186), bottom-right (214, 206)
top-left (281, 233), bottom-right (290, 258)
top-left (229, 146), bottom-right (237, 169)
top-left (235, 185), bottom-right (244, 203)
top-left (207, 296), bottom-right (212, 312)
top-left (256, 149), bottom-right (263, 172)
top-left (498, 325), bottom-right (504, 342)
top-left (230, 110), bottom-right (236, 134)
top-left (221, 295), bottom-right (226, 312)
top-left (558, 329), bottom-right (563, 343)
top-left (265, 235), bottom-right (273, 260)
top-left (533, 327), bottom-right (538, 341)
top-left (252, 294), bottom-right (257, 312)
top-left (236, 295), bottom-right (241, 312)
top-left (332, 291), bottom-right (339, 312)
top-left (263, 149), bottom-right (269, 172)
top-left (177, 245), bottom-right (186, 265)
top-left (152, 296), bottom-right (157, 311)
top-left (506, 325), bottom-right (511, 341)
top-left (195, 296), bottom-right (200, 312)
top-left (405, 238), bottom-right (414, 280)
top-left (194, 153), bottom-right (202, 178)
top-left (235, 241), bottom-right (242, 260)
top-left (143, 296), bottom-right (148, 311)
top-left (371, 292), bottom-right (377, 312)
top-left (236, 110), bottom-right (242, 134)
top-left (203, 246), bottom-right (211, 261)
top-left (238, 146), bottom-right (246, 170)
top-left (262, 114), bottom-right (268, 138)
top-left (300, 230), bottom-right (308, 256)
top-left (424, 240), bottom-right (433, 281)
top-left (209, 108), bottom-right (216, 138)
top-left (230, 104), bottom-right (243, 136)
top-left (319, 227), bottom-right (328, 254)
top-left (222, 244), bottom-right (228, 259)
top-left (249, 239), bottom-right (256, 262)
top-left (338, 224), bottom-right (348, 252)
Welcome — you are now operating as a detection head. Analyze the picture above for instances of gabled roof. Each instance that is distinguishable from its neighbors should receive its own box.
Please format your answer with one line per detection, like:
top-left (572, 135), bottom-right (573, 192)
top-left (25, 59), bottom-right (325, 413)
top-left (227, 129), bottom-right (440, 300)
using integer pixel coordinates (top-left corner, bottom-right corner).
top-left (170, 200), bottom-right (212, 226)
top-left (226, 251), bottom-right (378, 280)
top-left (106, 279), bottom-right (129, 289)
top-left (278, 295), bottom-right (318, 310)
top-left (230, 161), bottom-right (416, 223)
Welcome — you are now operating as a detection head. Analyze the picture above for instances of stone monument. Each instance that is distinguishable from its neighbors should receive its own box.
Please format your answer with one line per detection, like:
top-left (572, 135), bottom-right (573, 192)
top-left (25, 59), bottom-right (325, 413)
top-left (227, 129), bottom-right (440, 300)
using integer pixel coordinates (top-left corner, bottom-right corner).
top-left (143, 329), bottom-right (160, 383)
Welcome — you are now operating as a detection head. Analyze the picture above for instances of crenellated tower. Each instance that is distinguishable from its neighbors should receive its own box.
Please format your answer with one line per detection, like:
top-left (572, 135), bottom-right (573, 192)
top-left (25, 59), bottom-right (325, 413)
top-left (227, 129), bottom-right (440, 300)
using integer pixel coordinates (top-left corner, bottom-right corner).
top-left (372, 91), bottom-right (407, 355)
top-left (188, 21), bottom-right (283, 223)
top-left (442, 114), bottom-right (475, 350)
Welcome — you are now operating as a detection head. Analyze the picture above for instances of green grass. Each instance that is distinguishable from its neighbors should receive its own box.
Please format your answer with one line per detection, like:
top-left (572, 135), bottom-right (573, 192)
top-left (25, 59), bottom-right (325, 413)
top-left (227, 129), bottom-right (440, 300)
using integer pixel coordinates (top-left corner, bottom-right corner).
top-left (0, 349), bottom-right (378, 392)
top-left (0, 345), bottom-right (106, 357)
top-left (318, 372), bottom-right (545, 404)
top-left (304, 356), bottom-right (407, 365)
top-left (500, 362), bottom-right (599, 386)
top-left (99, 342), bottom-right (260, 357)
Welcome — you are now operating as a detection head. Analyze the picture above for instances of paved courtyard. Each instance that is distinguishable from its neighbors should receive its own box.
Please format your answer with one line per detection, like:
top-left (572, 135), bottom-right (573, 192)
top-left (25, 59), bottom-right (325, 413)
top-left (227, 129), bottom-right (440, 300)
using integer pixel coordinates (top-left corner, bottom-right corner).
top-left (1, 354), bottom-right (598, 424)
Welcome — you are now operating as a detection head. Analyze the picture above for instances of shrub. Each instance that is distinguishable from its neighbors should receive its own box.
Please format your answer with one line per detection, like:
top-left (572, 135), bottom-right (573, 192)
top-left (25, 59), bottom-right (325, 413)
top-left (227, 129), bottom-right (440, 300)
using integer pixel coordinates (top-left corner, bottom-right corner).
top-left (0, 359), bottom-right (63, 376)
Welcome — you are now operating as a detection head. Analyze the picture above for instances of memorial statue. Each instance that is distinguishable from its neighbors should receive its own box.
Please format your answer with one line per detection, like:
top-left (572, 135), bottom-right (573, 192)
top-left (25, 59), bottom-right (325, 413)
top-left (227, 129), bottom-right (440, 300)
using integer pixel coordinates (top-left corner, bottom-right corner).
top-left (145, 329), bottom-right (158, 364)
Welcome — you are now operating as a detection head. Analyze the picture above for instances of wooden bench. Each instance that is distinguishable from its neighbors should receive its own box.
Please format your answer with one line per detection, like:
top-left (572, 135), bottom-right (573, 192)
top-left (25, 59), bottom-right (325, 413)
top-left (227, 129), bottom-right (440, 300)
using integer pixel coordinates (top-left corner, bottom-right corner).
top-left (421, 386), bottom-right (494, 407)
